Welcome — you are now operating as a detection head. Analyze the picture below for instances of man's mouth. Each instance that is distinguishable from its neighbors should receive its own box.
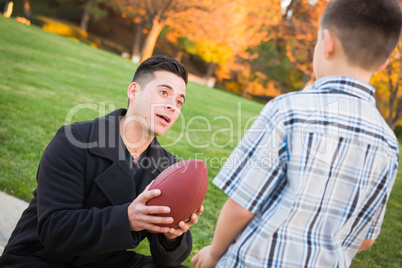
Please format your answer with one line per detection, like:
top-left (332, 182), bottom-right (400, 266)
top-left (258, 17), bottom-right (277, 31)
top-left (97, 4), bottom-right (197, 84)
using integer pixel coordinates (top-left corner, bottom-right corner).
top-left (156, 114), bottom-right (171, 123)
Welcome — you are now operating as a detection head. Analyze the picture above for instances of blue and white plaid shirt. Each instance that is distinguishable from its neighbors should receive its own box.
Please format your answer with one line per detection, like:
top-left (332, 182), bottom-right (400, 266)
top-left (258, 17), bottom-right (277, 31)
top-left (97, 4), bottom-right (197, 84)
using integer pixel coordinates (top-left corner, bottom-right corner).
top-left (213, 76), bottom-right (399, 268)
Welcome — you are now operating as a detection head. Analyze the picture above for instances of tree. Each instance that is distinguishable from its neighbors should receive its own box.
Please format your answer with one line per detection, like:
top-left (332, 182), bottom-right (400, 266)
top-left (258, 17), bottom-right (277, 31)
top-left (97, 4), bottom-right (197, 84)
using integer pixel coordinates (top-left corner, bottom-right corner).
top-left (175, 0), bottom-right (281, 82)
top-left (219, 0), bottom-right (282, 97)
top-left (131, 20), bottom-right (144, 63)
top-left (178, 37), bottom-right (233, 80)
top-left (112, 0), bottom-right (146, 62)
top-left (114, 0), bottom-right (281, 66)
top-left (279, 0), bottom-right (327, 88)
top-left (79, 0), bottom-right (108, 32)
top-left (114, 0), bottom-right (214, 62)
top-left (240, 39), bottom-right (304, 98)
top-left (372, 42), bottom-right (402, 130)
top-left (23, 0), bottom-right (32, 19)
top-left (80, 0), bottom-right (93, 31)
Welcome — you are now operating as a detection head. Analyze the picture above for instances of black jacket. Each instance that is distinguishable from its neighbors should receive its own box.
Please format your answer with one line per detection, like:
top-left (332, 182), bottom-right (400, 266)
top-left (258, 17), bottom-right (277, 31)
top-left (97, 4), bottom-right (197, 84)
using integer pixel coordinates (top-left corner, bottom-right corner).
top-left (0, 109), bottom-right (192, 267)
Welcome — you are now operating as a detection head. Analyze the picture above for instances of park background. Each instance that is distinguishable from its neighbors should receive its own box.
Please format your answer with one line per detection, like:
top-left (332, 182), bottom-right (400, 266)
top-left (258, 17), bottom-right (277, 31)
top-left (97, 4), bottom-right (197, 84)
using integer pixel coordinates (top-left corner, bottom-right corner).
top-left (0, 0), bottom-right (401, 267)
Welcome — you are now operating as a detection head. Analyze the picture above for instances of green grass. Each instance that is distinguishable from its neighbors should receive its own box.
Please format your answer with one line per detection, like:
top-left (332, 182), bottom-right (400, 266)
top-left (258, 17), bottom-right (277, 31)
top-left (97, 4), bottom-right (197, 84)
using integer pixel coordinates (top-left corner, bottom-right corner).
top-left (0, 15), bottom-right (400, 267)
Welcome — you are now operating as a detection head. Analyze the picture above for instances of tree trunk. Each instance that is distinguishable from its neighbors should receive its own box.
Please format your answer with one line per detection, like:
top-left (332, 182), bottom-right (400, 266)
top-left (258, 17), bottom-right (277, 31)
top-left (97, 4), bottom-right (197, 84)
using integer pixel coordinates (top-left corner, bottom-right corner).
top-left (388, 91), bottom-right (395, 128)
top-left (131, 21), bottom-right (144, 63)
top-left (204, 62), bottom-right (215, 80)
top-left (391, 96), bottom-right (402, 130)
top-left (242, 67), bottom-right (253, 98)
top-left (176, 51), bottom-right (184, 62)
top-left (242, 80), bottom-right (250, 98)
top-left (141, 17), bottom-right (164, 62)
top-left (4, 1), bottom-right (14, 18)
top-left (301, 73), bottom-right (314, 89)
top-left (386, 66), bottom-right (399, 129)
top-left (23, 0), bottom-right (32, 19)
top-left (80, 0), bottom-right (93, 32)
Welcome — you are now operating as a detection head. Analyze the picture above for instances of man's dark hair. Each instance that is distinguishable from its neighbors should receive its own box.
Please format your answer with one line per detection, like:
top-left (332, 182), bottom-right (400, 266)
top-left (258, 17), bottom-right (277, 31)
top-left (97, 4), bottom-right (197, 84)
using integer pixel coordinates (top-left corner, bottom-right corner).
top-left (132, 55), bottom-right (188, 87)
top-left (320, 0), bottom-right (402, 70)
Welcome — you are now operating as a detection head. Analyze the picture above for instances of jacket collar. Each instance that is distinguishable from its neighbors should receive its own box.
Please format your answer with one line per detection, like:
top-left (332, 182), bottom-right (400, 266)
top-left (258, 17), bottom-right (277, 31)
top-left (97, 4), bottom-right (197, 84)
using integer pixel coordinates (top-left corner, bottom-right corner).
top-left (88, 108), bottom-right (175, 174)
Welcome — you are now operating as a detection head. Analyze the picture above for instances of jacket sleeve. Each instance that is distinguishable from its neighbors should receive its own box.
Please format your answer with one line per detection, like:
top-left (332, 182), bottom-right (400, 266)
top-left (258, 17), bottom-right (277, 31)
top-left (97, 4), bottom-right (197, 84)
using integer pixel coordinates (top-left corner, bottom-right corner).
top-left (149, 231), bottom-right (192, 266)
top-left (36, 125), bottom-right (135, 256)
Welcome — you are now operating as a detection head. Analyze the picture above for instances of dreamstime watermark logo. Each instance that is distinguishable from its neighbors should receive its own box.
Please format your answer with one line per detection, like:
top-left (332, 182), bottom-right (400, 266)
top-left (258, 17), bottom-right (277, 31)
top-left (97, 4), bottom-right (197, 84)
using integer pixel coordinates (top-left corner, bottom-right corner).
top-left (62, 100), bottom-right (341, 167)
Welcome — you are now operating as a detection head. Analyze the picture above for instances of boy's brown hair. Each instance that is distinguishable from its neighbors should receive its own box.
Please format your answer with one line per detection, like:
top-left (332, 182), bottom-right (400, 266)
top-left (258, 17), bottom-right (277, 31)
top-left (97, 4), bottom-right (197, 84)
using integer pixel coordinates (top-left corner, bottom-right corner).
top-left (320, 0), bottom-right (402, 71)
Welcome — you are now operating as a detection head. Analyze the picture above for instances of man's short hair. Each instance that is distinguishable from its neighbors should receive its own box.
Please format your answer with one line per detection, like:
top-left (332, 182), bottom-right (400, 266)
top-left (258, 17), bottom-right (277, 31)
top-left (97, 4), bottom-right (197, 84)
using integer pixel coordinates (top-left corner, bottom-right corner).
top-left (132, 55), bottom-right (188, 88)
top-left (320, 0), bottom-right (402, 71)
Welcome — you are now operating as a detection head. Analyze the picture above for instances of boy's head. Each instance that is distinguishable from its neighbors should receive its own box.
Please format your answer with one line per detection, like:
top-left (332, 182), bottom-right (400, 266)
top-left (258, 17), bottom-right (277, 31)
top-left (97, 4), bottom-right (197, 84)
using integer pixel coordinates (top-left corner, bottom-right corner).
top-left (132, 55), bottom-right (188, 88)
top-left (316, 0), bottom-right (401, 74)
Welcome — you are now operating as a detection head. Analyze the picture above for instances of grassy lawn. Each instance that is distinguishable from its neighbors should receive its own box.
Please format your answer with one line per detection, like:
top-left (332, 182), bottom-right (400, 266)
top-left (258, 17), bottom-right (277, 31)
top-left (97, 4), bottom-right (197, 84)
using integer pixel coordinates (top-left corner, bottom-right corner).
top-left (0, 15), bottom-right (400, 267)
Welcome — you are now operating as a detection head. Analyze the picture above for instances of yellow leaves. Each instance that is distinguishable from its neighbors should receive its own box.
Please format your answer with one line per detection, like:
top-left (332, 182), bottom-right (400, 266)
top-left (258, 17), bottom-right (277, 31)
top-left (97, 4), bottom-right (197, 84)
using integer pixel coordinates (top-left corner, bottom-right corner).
top-left (38, 16), bottom-right (88, 38)
top-left (183, 0), bottom-right (282, 61)
top-left (372, 41), bottom-right (402, 127)
top-left (181, 38), bottom-right (233, 64)
top-left (246, 74), bottom-right (281, 98)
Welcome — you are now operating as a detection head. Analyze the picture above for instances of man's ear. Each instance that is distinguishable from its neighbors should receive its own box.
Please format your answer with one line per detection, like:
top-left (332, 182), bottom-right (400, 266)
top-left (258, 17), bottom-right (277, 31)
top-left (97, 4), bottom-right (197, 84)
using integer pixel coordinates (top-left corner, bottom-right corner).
top-left (374, 59), bottom-right (389, 73)
top-left (127, 82), bottom-right (140, 103)
top-left (323, 29), bottom-right (335, 59)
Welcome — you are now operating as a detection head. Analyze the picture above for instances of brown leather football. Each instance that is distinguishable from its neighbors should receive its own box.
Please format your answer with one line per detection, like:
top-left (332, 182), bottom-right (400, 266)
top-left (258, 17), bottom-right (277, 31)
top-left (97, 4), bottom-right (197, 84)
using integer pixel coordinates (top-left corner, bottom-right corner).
top-left (147, 159), bottom-right (208, 229)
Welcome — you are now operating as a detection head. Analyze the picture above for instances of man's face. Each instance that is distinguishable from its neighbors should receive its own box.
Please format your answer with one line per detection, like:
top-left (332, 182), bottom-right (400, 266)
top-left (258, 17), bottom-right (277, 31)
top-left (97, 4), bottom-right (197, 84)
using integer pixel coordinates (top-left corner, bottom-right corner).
top-left (128, 70), bottom-right (186, 137)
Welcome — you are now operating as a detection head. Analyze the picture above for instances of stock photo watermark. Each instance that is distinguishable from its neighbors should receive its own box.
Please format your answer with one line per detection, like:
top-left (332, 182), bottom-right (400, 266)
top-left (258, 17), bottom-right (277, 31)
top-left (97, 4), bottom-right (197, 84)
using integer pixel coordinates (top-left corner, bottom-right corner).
top-left (62, 100), bottom-right (341, 167)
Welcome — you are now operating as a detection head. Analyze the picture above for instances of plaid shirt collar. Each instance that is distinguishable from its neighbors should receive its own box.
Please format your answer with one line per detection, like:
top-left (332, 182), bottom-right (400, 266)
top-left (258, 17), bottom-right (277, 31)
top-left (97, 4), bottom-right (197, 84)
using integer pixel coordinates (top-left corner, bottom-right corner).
top-left (304, 76), bottom-right (377, 106)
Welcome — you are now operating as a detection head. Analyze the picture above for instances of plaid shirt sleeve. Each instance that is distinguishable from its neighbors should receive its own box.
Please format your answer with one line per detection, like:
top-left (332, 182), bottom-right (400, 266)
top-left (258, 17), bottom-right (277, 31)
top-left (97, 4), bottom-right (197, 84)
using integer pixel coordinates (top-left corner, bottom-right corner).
top-left (213, 99), bottom-right (288, 213)
top-left (366, 157), bottom-right (398, 239)
top-left (365, 196), bottom-right (387, 240)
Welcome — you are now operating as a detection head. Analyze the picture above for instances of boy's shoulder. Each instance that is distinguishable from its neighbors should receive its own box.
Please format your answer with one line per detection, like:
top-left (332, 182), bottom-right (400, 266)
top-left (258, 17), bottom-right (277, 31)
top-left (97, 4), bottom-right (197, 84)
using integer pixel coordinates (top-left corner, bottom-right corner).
top-left (265, 84), bottom-right (319, 109)
top-left (270, 75), bottom-right (375, 105)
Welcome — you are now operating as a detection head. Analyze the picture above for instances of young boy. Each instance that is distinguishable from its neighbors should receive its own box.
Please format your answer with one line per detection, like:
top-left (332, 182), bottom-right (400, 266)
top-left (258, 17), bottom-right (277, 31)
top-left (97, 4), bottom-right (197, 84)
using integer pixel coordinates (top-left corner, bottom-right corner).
top-left (192, 0), bottom-right (402, 267)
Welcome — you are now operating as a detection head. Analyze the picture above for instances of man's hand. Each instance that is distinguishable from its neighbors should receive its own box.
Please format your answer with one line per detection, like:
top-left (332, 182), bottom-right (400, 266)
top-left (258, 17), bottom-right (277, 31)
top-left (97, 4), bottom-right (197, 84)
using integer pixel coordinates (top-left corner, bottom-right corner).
top-left (164, 205), bottom-right (204, 242)
top-left (191, 245), bottom-right (220, 268)
top-left (127, 183), bottom-right (173, 233)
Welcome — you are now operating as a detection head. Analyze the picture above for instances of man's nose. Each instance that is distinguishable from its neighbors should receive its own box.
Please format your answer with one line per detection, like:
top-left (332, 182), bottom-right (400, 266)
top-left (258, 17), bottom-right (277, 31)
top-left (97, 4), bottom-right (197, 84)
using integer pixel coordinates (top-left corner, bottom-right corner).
top-left (165, 103), bottom-right (175, 112)
top-left (165, 99), bottom-right (177, 111)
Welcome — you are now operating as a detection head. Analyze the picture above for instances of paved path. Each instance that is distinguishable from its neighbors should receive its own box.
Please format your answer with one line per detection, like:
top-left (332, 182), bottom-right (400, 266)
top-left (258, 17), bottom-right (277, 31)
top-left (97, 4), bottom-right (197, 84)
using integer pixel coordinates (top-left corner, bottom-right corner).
top-left (0, 191), bottom-right (29, 255)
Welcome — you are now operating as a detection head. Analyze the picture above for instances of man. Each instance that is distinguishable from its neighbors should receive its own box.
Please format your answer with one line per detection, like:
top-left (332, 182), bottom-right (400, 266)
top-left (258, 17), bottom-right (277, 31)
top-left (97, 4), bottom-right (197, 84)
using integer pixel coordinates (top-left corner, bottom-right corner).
top-left (0, 55), bottom-right (202, 267)
top-left (192, 0), bottom-right (401, 267)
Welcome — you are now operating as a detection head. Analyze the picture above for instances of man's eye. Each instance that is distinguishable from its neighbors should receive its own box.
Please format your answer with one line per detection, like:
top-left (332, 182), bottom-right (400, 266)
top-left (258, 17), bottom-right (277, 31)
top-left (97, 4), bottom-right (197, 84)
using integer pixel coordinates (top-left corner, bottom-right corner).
top-left (160, 90), bottom-right (167, 96)
top-left (177, 100), bottom-right (183, 107)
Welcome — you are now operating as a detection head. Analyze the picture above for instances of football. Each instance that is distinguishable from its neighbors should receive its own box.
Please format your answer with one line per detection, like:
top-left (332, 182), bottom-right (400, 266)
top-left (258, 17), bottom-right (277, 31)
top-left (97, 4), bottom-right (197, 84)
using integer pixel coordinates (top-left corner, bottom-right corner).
top-left (147, 159), bottom-right (208, 229)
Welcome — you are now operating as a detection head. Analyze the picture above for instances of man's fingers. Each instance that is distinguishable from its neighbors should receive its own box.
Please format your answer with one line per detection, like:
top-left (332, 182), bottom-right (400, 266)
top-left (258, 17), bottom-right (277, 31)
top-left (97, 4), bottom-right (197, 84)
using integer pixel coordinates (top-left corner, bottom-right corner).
top-left (191, 213), bottom-right (199, 224)
top-left (144, 181), bottom-right (153, 191)
top-left (141, 188), bottom-right (161, 201)
top-left (177, 221), bottom-right (189, 232)
top-left (133, 213), bottom-right (174, 233)
top-left (142, 214), bottom-right (174, 225)
top-left (184, 212), bottom-right (198, 226)
top-left (197, 205), bottom-right (204, 215)
top-left (143, 223), bottom-right (171, 233)
top-left (143, 204), bottom-right (170, 215)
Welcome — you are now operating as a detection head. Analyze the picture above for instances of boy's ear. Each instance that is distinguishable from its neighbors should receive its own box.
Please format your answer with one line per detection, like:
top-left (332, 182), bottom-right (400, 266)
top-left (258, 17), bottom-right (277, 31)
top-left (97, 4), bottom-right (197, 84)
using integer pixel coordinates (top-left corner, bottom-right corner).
top-left (127, 82), bottom-right (140, 103)
top-left (374, 59), bottom-right (390, 73)
top-left (323, 29), bottom-right (335, 59)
